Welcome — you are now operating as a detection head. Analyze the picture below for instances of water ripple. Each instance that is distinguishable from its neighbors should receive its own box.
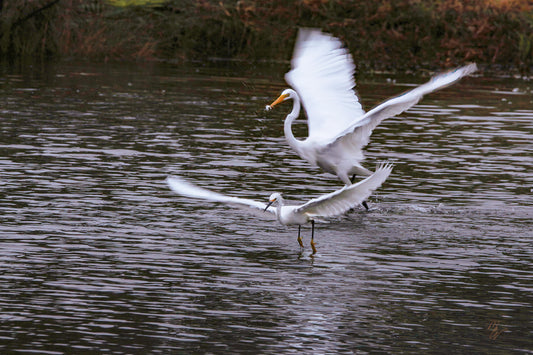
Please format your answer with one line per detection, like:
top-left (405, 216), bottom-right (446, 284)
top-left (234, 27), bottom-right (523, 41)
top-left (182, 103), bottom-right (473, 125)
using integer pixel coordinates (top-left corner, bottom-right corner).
top-left (0, 63), bottom-right (531, 353)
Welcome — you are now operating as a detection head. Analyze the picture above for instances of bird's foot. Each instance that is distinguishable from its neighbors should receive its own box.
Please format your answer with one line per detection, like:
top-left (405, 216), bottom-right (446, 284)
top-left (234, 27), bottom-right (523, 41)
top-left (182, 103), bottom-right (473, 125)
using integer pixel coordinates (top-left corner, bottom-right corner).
top-left (362, 201), bottom-right (369, 211)
top-left (297, 235), bottom-right (304, 248)
top-left (310, 240), bottom-right (317, 255)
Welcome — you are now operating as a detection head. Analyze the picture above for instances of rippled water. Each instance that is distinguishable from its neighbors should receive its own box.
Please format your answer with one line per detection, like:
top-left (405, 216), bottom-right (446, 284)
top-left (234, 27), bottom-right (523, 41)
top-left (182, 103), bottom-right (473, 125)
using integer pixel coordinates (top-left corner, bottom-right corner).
top-left (0, 62), bottom-right (531, 353)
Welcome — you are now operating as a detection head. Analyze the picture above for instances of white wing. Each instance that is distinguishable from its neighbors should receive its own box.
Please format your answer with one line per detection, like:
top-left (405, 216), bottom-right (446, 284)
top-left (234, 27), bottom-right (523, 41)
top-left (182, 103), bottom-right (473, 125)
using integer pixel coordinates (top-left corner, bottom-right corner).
top-left (285, 28), bottom-right (365, 142)
top-left (334, 63), bottom-right (478, 149)
top-left (295, 162), bottom-right (394, 217)
top-left (166, 176), bottom-right (276, 219)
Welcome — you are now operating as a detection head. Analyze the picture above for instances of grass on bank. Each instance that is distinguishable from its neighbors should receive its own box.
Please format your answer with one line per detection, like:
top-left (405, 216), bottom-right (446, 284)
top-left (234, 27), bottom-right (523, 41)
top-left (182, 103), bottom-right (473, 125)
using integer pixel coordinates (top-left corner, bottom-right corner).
top-left (1, 0), bottom-right (532, 72)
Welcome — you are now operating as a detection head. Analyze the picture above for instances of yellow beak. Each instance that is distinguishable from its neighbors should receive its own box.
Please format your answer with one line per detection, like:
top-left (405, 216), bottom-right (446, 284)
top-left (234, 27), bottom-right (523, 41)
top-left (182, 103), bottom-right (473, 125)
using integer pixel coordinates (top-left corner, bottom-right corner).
top-left (268, 93), bottom-right (290, 108)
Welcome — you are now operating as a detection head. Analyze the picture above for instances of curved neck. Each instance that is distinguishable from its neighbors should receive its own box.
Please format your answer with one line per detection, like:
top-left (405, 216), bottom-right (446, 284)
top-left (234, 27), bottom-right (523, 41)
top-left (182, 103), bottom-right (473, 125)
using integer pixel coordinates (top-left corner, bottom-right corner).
top-left (274, 197), bottom-right (284, 223)
top-left (284, 95), bottom-right (304, 154)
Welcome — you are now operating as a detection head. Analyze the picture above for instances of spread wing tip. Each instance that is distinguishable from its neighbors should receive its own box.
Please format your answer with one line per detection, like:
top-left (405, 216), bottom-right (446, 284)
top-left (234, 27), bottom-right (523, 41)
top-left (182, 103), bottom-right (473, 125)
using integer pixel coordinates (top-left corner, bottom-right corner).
top-left (375, 161), bottom-right (395, 173)
top-left (458, 62), bottom-right (478, 76)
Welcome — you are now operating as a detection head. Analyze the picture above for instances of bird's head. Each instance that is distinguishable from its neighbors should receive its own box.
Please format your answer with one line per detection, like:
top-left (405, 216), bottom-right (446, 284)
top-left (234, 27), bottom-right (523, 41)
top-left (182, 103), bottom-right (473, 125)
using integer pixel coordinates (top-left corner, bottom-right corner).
top-left (264, 192), bottom-right (283, 211)
top-left (265, 89), bottom-right (295, 111)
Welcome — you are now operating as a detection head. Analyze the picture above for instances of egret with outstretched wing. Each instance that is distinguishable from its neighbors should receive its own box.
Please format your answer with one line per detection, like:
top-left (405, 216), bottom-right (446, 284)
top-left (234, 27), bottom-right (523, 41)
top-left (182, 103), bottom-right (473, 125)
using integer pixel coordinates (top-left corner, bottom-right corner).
top-left (167, 162), bottom-right (393, 254)
top-left (266, 28), bottom-right (477, 186)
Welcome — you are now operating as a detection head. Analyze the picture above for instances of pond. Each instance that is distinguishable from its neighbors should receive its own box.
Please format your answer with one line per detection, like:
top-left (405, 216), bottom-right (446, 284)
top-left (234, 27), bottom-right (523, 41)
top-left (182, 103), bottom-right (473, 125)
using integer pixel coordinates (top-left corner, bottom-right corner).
top-left (0, 61), bottom-right (531, 353)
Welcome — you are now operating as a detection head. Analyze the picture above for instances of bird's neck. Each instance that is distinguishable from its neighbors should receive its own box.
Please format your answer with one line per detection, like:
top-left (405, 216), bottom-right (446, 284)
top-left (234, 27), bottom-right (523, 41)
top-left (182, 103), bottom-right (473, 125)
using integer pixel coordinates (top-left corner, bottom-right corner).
top-left (284, 97), bottom-right (304, 155)
top-left (274, 199), bottom-right (284, 224)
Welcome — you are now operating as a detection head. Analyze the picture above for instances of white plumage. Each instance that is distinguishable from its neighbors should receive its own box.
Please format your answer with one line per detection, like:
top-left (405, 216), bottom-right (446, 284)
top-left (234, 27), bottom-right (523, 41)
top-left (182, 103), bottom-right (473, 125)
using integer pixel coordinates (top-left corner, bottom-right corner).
top-left (267, 28), bottom-right (477, 185)
top-left (167, 162), bottom-right (394, 253)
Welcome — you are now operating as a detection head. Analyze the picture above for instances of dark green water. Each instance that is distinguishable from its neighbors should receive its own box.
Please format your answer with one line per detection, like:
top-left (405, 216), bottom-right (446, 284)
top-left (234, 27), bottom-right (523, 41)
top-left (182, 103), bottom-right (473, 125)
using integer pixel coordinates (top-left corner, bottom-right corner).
top-left (0, 62), bottom-right (531, 353)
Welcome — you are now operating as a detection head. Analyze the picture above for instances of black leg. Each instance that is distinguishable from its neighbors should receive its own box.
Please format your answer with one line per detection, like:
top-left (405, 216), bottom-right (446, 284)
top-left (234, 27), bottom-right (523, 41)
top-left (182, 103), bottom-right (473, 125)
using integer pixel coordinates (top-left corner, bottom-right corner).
top-left (352, 174), bottom-right (369, 211)
top-left (297, 225), bottom-right (304, 248)
top-left (310, 220), bottom-right (317, 255)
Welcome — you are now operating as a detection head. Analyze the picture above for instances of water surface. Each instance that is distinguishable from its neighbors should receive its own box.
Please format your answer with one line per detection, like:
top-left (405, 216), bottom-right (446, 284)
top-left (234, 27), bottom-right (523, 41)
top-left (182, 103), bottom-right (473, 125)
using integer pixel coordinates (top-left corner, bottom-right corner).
top-left (0, 62), bottom-right (531, 353)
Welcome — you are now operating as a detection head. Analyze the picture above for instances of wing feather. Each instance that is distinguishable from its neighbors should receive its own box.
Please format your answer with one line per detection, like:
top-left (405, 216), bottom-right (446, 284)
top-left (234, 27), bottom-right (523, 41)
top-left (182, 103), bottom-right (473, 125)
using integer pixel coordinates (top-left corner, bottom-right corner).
top-left (285, 28), bottom-right (365, 141)
top-left (166, 176), bottom-right (276, 218)
top-left (295, 162), bottom-right (394, 217)
top-left (334, 63), bottom-right (478, 150)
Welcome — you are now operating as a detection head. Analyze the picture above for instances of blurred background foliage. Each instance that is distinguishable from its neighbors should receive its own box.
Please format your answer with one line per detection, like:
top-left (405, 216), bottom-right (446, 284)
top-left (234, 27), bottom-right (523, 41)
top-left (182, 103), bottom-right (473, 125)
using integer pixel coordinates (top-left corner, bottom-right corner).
top-left (1, 0), bottom-right (532, 72)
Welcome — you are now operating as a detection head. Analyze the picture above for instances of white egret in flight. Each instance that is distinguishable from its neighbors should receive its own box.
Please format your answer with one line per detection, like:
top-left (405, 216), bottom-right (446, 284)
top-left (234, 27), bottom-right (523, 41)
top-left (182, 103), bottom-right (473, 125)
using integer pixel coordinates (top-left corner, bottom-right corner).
top-left (167, 162), bottom-right (393, 254)
top-left (266, 28), bottom-right (477, 186)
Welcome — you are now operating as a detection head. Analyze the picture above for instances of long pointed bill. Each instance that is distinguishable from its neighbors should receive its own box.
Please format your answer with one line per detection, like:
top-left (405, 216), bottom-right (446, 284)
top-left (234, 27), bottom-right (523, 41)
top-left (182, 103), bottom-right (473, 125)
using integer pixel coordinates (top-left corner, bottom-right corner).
top-left (265, 93), bottom-right (290, 111)
top-left (264, 200), bottom-right (275, 212)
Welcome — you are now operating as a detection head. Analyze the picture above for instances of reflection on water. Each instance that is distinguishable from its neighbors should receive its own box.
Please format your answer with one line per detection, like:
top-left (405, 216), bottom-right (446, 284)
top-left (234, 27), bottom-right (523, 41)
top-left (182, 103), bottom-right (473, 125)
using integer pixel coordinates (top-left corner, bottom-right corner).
top-left (0, 62), bottom-right (531, 353)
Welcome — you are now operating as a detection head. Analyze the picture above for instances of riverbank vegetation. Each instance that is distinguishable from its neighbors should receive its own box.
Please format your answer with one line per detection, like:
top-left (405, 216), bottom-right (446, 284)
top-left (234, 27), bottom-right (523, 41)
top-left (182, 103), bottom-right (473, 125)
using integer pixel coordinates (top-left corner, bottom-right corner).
top-left (1, 0), bottom-right (532, 72)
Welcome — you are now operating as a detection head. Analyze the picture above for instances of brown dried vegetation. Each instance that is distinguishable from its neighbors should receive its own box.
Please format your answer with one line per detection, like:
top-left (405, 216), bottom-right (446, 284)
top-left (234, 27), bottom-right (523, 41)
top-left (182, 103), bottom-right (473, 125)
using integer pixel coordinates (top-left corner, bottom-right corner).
top-left (1, 0), bottom-right (531, 72)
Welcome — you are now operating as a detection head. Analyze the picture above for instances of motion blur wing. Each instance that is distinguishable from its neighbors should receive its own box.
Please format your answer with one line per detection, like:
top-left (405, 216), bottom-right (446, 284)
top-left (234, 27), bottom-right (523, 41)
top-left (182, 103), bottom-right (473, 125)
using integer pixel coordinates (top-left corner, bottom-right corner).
top-left (285, 28), bottom-right (365, 142)
top-left (166, 176), bottom-right (276, 219)
top-left (335, 63), bottom-right (478, 149)
top-left (296, 162), bottom-right (393, 217)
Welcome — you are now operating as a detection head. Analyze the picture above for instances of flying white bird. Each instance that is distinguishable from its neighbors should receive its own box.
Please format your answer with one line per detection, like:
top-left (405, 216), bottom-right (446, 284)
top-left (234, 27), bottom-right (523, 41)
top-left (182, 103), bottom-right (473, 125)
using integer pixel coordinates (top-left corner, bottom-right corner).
top-left (167, 162), bottom-right (393, 254)
top-left (266, 28), bottom-right (477, 186)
